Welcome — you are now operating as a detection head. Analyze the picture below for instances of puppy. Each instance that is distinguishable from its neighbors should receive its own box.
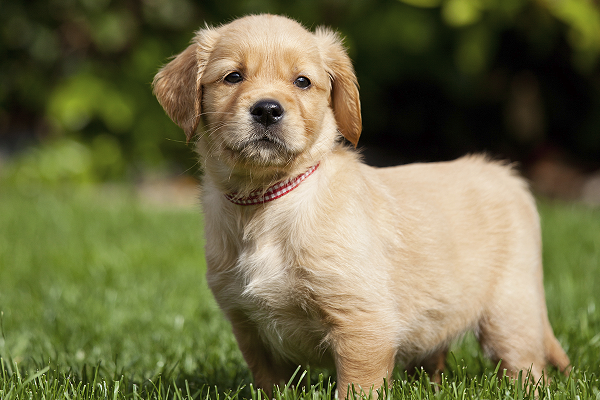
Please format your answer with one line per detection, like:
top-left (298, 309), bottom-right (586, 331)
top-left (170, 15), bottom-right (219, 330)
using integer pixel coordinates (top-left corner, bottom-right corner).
top-left (153, 14), bottom-right (570, 397)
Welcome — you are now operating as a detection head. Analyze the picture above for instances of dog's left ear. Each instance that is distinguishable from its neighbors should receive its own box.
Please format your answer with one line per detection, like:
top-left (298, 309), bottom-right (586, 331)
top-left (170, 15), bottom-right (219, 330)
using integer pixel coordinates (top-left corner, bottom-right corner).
top-left (153, 27), bottom-right (219, 142)
top-left (314, 28), bottom-right (362, 147)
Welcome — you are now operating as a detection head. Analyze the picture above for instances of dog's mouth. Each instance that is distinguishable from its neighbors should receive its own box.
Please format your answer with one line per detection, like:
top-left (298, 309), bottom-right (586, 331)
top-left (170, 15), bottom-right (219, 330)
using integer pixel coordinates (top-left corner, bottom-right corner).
top-left (255, 132), bottom-right (285, 147)
top-left (226, 129), bottom-right (297, 166)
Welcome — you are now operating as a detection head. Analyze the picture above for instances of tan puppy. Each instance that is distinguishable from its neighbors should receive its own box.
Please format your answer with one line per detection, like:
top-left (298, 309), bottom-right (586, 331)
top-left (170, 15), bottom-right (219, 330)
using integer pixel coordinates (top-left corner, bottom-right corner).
top-left (153, 14), bottom-right (570, 397)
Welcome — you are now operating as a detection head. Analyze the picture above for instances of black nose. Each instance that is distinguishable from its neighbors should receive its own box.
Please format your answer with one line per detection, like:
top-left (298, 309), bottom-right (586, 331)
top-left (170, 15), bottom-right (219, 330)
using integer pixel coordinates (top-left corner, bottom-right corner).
top-left (250, 100), bottom-right (284, 127)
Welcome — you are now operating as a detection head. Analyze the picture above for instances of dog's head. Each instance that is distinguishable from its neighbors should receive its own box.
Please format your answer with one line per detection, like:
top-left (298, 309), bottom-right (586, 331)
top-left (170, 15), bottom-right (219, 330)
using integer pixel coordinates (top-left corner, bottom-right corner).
top-left (153, 14), bottom-right (361, 179)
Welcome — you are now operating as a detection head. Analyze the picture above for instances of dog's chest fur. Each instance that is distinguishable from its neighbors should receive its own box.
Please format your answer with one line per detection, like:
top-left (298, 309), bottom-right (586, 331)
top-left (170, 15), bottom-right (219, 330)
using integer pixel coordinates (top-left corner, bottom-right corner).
top-left (205, 200), bottom-right (330, 365)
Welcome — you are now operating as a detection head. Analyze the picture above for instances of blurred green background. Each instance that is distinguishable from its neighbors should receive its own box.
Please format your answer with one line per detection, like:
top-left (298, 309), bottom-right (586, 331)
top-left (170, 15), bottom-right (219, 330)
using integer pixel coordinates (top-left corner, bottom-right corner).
top-left (1, 0), bottom-right (600, 199)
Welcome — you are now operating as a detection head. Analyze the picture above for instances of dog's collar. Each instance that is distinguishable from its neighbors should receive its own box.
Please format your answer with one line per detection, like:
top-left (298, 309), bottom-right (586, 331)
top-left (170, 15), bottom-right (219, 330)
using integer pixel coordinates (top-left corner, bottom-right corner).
top-left (225, 163), bottom-right (319, 206)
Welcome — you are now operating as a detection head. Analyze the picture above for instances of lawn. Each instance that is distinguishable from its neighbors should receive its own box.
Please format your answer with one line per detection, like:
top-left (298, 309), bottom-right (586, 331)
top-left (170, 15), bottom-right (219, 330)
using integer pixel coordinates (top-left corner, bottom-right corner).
top-left (0, 183), bottom-right (599, 399)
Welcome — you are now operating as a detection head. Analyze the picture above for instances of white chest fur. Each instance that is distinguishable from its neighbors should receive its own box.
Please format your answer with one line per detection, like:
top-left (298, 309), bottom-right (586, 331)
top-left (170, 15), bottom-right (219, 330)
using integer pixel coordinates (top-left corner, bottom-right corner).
top-left (206, 215), bottom-right (328, 366)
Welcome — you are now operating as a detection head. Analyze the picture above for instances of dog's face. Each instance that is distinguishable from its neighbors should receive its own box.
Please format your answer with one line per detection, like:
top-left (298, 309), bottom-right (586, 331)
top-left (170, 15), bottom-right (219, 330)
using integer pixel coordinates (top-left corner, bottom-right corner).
top-left (200, 17), bottom-right (333, 169)
top-left (153, 15), bottom-right (361, 179)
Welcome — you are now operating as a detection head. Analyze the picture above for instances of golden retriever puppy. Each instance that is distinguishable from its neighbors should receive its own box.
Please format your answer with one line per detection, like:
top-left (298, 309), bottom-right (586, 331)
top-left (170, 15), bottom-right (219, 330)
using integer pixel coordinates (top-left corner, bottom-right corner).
top-left (153, 14), bottom-right (570, 398)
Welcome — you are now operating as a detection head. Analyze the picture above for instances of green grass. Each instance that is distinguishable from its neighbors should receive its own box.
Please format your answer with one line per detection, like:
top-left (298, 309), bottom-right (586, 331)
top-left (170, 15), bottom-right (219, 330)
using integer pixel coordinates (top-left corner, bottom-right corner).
top-left (0, 184), bottom-right (598, 399)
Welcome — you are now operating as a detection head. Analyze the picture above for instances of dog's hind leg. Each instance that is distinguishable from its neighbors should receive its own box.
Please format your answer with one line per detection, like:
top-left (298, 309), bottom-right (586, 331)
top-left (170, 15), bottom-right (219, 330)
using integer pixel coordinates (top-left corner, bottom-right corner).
top-left (477, 288), bottom-right (550, 383)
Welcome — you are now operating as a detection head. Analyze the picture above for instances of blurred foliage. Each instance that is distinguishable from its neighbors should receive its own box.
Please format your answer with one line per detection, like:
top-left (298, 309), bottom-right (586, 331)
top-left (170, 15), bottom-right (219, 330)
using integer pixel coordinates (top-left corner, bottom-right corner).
top-left (1, 137), bottom-right (125, 188)
top-left (0, 0), bottom-right (599, 181)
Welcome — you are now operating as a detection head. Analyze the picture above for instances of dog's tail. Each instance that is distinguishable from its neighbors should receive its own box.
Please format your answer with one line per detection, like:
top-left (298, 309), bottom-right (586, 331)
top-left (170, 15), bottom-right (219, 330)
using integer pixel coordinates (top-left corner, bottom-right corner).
top-left (544, 320), bottom-right (571, 375)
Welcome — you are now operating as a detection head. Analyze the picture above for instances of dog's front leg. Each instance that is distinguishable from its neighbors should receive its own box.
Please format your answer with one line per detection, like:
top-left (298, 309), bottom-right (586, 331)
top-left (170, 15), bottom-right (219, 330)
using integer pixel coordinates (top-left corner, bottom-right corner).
top-left (228, 315), bottom-right (295, 395)
top-left (330, 328), bottom-right (397, 399)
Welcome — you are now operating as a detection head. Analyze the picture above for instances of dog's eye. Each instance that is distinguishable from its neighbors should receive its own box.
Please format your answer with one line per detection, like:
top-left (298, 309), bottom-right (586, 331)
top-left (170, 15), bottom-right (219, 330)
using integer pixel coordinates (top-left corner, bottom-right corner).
top-left (224, 72), bottom-right (243, 84)
top-left (294, 76), bottom-right (311, 89)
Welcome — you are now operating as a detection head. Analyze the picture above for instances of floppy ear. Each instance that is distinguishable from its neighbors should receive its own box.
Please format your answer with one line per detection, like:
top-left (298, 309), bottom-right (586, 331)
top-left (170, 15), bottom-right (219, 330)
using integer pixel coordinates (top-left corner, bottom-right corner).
top-left (152, 27), bottom-right (218, 142)
top-left (314, 28), bottom-right (362, 147)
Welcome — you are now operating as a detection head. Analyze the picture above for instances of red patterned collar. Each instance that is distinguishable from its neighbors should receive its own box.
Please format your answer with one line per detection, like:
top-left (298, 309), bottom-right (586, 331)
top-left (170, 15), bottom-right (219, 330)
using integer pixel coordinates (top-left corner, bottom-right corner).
top-left (225, 163), bottom-right (319, 206)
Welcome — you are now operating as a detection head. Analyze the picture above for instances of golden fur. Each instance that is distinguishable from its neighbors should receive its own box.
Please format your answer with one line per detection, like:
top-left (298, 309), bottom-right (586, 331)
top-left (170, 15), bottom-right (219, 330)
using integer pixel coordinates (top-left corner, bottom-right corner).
top-left (153, 14), bottom-right (570, 398)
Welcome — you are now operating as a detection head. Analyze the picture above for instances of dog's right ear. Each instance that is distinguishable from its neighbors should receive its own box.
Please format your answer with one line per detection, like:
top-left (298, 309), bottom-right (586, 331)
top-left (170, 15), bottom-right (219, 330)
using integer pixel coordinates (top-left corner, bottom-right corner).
top-left (152, 27), bottom-right (218, 142)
